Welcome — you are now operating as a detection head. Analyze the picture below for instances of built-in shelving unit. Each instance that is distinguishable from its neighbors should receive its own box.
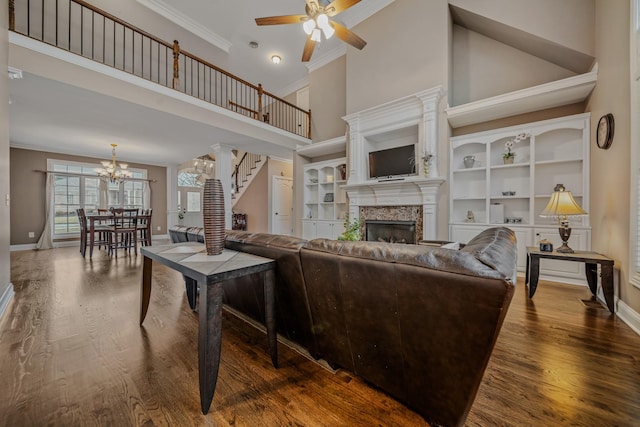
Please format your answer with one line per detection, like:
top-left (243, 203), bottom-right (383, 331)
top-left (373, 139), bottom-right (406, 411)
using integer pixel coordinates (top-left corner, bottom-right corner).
top-left (302, 157), bottom-right (348, 240)
top-left (449, 113), bottom-right (591, 280)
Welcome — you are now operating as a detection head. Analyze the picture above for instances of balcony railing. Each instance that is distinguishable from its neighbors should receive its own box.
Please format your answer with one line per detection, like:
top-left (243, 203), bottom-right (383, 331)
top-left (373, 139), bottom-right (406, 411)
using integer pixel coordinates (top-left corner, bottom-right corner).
top-left (9, 0), bottom-right (311, 139)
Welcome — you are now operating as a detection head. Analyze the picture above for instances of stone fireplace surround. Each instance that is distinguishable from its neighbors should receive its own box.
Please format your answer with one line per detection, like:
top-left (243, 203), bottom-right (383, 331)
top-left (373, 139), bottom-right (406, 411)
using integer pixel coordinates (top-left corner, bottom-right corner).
top-left (342, 86), bottom-right (445, 240)
top-left (361, 206), bottom-right (423, 244)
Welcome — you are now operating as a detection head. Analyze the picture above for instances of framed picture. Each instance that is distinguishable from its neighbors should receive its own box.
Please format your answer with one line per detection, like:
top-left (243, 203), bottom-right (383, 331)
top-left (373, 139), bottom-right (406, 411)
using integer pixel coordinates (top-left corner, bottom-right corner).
top-left (324, 193), bottom-right (334, 202)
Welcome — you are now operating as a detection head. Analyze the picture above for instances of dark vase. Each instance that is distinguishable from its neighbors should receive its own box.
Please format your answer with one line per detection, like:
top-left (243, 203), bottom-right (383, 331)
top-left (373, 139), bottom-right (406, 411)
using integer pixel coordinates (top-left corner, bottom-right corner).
top-left (203, 178), bottom-right (225, 255)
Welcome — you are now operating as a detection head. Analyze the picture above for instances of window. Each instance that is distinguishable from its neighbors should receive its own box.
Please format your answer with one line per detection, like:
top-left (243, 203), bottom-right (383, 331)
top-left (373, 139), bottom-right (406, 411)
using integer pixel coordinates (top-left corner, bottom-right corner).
top-left (49, 159), bottom-right (147, 237)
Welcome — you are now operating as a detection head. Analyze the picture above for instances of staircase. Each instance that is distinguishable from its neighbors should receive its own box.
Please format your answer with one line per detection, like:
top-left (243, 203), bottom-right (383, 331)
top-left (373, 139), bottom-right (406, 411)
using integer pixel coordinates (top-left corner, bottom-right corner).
top-left (231, 153), bottom-right (265, 205)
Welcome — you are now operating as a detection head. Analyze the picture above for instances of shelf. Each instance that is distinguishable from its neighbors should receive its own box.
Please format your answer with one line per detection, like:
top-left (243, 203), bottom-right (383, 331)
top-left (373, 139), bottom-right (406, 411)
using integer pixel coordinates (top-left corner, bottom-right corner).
top-left (453, 167), bottom-right (485, 173)
top-left (453, 197), bottom-right (486, 201)
top-left (490, 163), bottom-right (530, 170)
top-left (535, 159), bottom-right (583, 166)
top-left (446, 68), bottom-right (597, 128)
top-left (490, 196), bottom-right (529, 200)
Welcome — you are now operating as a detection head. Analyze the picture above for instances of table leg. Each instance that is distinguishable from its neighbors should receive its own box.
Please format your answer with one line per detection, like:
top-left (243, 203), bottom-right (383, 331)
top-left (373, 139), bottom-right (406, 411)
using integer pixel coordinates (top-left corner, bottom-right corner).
top-left (585, 262), bottom-right (598, 296)
top-left (528, 255), bottom-right (540, 298)
top-left (525, 252), bottom-right (530, 285)
top-left (263, 269), bottom-right (278, 368)
top-left (198, 281), bottom-right (224, 415)
top-left (600, 262), bottom-right (615, 313)
top-left (140, 256), bottom-right (152, 325)
top-left (184, 276), bottom-right (198, 311)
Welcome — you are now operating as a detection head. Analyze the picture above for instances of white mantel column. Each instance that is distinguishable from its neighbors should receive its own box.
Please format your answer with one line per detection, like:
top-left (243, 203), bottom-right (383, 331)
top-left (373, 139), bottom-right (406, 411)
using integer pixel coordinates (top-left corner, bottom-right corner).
top-left (416, 87), bottom-right (445, 178)
top-left (166, 164), bottom-right (179, 229)
top-left (211, 143), bottom-right (234, 229)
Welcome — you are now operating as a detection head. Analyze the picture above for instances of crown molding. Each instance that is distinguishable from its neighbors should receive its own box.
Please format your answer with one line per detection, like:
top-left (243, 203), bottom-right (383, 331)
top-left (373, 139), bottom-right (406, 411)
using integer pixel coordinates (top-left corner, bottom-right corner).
top-left (342, 0), bottom-right (395, 28)
top-left (7, 66), bottom-right (23, 79)
top-left (136, 0), bottom-right (232, 53)
top-left (275, 76), bottom-right (309, 98)
top-left (306, 45), bottom-right (346, 73)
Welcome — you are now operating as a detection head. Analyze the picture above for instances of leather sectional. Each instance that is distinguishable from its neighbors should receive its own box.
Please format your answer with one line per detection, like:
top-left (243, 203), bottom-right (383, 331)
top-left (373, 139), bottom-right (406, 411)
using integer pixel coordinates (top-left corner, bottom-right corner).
top-left (168, 225), bottom-right (517, 427)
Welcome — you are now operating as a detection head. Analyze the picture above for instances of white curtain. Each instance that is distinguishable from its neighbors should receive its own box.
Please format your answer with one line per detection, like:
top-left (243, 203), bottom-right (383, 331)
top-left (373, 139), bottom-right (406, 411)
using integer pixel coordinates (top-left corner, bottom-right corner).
top-left (35, 174), bottom-right (54, 250)
top-left (99, 179), bottom-right (108, 209)
top-left (143, 180), bottom-right (151, 209)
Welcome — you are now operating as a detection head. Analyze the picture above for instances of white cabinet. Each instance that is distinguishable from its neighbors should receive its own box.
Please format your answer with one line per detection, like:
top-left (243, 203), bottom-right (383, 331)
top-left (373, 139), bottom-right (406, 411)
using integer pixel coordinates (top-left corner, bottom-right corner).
top-left (449, 113), bottom-right (591, 280)
top-left (303, 158), bottom-right (348, 239)
top-left (302, 220), bottom-right (345, 240)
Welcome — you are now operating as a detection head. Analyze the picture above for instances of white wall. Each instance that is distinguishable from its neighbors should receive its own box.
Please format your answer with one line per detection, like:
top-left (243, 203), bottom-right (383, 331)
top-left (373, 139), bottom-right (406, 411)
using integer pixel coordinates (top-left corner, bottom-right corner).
top-left (1, 0), bottom-right (12, 305)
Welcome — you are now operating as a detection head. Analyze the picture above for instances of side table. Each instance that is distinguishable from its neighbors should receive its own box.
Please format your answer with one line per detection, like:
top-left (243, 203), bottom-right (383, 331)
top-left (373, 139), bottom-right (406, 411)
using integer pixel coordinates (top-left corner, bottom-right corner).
top-left (525, 247), bottom-right (615, 313)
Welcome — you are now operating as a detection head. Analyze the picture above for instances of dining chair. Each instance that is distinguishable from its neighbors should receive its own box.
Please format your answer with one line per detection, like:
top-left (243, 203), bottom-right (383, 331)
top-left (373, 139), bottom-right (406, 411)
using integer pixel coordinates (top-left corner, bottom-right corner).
top-left (137, 209), bottom-right (153, 247)
top-left (77, 208), bottom-right (110, 258)
top-left (107, 208), bottom-right (139, 257)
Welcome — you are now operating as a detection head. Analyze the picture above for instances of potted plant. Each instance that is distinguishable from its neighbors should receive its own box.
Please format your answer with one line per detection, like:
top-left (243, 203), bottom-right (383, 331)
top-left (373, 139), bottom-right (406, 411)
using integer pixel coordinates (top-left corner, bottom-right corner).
top-left (503, 133), bottom-right (528, 164)
top-left (338, 214), bottom-right (361, 241)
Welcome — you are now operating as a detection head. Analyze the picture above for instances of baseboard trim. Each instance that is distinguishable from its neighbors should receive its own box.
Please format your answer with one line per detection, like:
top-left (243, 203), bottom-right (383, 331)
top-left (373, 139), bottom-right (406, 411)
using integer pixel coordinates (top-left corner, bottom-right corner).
top-left (0, 283), bottom-right (15, 322)
top-left (10, 243), bottom-right (36, 251)
top-left (617, 299), bottom-right (640, 336)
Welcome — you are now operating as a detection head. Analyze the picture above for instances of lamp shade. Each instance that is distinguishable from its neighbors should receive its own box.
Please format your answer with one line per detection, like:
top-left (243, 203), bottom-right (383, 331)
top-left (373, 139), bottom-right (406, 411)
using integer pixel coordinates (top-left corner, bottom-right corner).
top-left (539, 184), bottom-right (587, 218)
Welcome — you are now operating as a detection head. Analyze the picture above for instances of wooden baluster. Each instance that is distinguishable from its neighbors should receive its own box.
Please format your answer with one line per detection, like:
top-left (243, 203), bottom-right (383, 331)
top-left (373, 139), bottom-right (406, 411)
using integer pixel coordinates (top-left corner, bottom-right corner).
top-left (172, 40), bottom-right (180, 89)
top-left (307, 109), bottom-right (312, 139)
top-left (9, 0), bottom-right (15, 31)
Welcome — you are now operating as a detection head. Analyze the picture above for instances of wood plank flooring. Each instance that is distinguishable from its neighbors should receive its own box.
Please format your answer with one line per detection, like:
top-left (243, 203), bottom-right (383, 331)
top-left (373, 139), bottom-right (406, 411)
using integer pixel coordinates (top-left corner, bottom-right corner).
top-left (1, 246), bottom-right (639, 426)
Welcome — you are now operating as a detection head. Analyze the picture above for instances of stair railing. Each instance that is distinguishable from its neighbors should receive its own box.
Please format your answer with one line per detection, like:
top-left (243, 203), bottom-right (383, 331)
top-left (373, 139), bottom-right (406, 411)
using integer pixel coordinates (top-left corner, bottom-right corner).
top-left (232, 153), bottom-right (262, 198)
top-left (9, 0), bottom-right (311, 139)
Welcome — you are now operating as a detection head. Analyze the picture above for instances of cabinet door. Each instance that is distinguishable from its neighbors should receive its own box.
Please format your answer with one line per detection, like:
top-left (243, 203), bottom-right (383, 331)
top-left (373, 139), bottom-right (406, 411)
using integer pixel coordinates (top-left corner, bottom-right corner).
top-left (302, 221), bottom-right (317, 240)
top-left (450, 225), bottom-right (486, 244)
top-left (506, 226), bottom-right (533, 272)
top-left (331, 221), bottom-right (346, 239)
top-left (316, 221), bottom-right (334, 239)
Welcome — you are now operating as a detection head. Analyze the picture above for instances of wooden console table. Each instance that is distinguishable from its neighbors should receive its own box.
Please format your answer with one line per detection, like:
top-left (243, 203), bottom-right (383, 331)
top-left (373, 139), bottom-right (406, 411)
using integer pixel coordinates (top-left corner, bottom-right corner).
top-left (140, 242), bottom-right (278, 414)
top-left (525, 247), bottom-right (615, 313)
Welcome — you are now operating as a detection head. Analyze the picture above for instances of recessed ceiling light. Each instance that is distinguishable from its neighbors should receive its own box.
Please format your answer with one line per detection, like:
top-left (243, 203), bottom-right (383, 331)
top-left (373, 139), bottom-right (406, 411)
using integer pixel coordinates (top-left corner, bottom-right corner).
top-left (271, 55), bottom-right (282, 65)
top-left (249, 41), bottom-right (259, 49)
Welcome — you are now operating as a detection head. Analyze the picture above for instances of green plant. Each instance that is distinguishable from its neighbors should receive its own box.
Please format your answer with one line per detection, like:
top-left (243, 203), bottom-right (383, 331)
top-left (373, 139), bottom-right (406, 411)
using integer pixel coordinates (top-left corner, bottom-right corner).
top-left (338, 214), bottom-right (361, 241)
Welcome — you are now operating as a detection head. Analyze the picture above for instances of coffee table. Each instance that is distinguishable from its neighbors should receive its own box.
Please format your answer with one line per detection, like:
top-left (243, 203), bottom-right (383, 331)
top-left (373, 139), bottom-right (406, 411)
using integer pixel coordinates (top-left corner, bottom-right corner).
top-left (140, 242), bottom-right (278, 414)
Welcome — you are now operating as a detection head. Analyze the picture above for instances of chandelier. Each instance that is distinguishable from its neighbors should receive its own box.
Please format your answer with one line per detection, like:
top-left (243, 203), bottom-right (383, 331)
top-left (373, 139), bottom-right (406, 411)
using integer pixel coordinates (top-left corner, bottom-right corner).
top-left (97, 144), bottom-right (132, 183)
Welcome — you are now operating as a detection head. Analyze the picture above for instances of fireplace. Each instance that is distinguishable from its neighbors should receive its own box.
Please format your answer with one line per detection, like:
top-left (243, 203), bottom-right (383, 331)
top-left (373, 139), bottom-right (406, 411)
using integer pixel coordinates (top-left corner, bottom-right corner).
top-left (365, 220), bottom-right (416, 244)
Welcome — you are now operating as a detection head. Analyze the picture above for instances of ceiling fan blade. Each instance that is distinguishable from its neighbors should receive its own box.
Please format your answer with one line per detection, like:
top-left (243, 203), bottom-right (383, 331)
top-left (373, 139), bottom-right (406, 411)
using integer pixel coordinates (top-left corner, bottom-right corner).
top-left (331, 21), bottom-right (367, 50)
top-left (325, 0), bottom-right (361, 16)
top-left (255, 15), bottom-right (308, 26)
top-left (301, 34), bottom-right (316, 62)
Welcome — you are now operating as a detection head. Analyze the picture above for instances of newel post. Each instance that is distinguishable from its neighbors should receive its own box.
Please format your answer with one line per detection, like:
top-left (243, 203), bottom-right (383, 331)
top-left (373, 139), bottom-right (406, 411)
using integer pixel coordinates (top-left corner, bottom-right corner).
top-left (172, 40), bottom-right (180, 89)
top-left (257, 83), bottom-right (264, 118)
top-left (9, 0), bottom-right (15, 31)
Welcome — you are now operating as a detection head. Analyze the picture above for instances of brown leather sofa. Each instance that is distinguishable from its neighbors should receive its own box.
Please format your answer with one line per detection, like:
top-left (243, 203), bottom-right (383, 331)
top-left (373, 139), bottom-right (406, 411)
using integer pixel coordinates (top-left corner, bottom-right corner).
top-left (168, 225), bottom-right (517, 427)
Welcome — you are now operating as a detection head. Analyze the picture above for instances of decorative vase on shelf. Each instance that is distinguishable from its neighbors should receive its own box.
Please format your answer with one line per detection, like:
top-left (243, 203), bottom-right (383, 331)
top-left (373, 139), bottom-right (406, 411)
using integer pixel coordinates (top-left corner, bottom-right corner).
top-left (503, 156), bottom-right (515, 165)
top-left (464, 155), bottom-right (475, 168)
top-left (203, 178), bottom-right (225, 255)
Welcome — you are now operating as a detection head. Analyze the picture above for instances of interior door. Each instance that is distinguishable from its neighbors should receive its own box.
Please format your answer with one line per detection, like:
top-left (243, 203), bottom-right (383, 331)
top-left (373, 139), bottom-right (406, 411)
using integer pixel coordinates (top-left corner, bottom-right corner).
top-left (272, 176), bottom-right (293, 236)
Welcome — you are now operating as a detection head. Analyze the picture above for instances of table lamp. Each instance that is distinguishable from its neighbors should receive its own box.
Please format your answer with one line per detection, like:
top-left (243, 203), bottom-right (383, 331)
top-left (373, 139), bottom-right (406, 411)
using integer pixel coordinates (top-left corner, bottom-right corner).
top-left (539, 184), bottom-right (587, 253)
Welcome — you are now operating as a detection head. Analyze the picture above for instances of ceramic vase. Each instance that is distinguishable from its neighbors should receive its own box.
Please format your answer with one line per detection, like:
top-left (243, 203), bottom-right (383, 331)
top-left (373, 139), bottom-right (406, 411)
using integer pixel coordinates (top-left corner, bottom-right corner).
top-left (464, 155), bottom-right (475, 168)
top-left (203, 178), bottom-right (225, 255)
top-left (503, 156), bottom-right (515, 165)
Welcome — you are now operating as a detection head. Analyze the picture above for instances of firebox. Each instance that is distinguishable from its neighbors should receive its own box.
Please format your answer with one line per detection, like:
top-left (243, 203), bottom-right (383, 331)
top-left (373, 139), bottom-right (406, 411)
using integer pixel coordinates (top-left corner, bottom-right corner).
top-left (365, 220), bottom-right (416, 244)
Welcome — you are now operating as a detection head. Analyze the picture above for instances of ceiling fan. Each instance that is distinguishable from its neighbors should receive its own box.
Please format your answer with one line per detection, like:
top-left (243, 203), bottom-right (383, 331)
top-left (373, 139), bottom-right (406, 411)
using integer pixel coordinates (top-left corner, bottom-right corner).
top-left (255, 0), bottom-right (367, 62)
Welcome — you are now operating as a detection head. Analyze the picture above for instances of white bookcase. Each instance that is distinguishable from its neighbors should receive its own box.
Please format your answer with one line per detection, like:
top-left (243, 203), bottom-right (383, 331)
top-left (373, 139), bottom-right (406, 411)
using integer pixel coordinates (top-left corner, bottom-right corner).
top-left (449, 113), bottom-right (591, 280)
top-left (302, 158), bottom-right (348, 240)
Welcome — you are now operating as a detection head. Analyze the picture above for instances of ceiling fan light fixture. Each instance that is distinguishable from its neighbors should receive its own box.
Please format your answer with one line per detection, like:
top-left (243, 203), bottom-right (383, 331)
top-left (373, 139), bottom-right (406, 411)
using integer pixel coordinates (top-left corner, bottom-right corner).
top-left (311, 28), bottom-right (322, 42)
top-left (316, 13), bottom-right (329, 28)
top-left (302, 19), bottom-right (315, 35)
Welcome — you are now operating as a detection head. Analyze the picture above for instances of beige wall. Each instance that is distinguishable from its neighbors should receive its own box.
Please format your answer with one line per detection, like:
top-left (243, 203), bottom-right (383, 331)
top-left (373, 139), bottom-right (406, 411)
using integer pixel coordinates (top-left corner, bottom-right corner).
top-left (9, 148), bottom-right (167, 246)
top-left (1, 0), bottom-right (10, 298)
top-left (346, 0), bottom-right (449, 115)
top-left (452, 25), bottom-right (576, 106)
top-left (449, 0), bottom-right (595, 56)
top-left (233, 158), bottom-right (293, 234)
top-left (310, 56), bottom-right (347, 142)
top-left (587, 0), bottom-right (638, 312)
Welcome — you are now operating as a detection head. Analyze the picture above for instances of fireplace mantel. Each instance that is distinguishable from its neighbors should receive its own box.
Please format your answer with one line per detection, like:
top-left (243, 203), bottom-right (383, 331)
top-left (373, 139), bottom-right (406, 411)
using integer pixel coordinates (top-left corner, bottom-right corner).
top-left (341, 86), bottom-right (446, 240)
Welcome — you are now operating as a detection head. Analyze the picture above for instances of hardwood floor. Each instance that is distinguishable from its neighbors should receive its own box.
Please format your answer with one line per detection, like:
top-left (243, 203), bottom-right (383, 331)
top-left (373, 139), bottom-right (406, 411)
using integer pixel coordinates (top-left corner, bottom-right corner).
top-left (1, 246), bottom-right (640, 426)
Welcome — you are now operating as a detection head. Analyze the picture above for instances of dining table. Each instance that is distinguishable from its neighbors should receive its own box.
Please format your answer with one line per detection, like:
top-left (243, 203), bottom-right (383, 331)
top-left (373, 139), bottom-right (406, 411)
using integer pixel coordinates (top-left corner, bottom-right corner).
top-left (85, 213), bottom-right (114, 258)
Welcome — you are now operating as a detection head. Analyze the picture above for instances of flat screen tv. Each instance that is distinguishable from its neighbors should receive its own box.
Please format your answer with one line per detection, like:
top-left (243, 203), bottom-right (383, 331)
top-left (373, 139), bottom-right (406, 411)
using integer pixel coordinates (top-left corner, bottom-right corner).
top-left (368, 144), bottom-right (416, 179)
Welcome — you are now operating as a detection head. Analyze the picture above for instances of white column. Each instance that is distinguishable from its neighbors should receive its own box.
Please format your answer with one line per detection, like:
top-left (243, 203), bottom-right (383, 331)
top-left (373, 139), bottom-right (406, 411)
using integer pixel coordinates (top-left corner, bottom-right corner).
top-left (211, 143), bottom-right (234, 229)
top-left (417, 87), bottom-right (445, 178)
top-left (166, 164), bottom-right (179, 228)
